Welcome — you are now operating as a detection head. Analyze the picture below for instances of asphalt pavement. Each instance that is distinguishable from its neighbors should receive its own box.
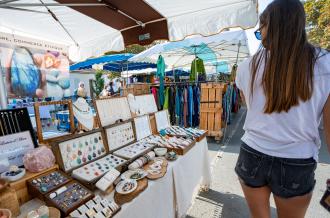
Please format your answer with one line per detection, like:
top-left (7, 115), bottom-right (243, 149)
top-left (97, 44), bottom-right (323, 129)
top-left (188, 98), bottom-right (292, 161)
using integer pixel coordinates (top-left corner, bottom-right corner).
top-left (187, 108), bottom-right (330, 218)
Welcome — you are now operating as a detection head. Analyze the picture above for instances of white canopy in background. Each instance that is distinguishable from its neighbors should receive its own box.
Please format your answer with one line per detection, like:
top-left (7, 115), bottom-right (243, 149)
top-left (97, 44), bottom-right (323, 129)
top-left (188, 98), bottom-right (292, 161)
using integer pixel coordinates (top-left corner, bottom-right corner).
top-left (0, 0), bottom-right (257, 62)
top-left (129, 30), bottom-right (250, 71)
top-left (121, 68), bottom-right (157, 78)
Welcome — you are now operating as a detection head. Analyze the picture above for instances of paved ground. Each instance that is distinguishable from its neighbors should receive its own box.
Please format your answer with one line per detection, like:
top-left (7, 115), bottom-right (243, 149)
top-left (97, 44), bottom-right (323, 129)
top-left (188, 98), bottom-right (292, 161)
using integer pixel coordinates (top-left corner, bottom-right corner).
top-left (187, 108), bottom-right (330, 218)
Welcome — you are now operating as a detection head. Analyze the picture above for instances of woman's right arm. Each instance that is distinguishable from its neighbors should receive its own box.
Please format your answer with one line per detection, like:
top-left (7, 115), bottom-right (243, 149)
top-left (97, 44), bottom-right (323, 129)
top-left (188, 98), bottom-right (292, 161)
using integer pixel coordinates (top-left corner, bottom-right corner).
top-left (324, 95), bottom-right (330, 154)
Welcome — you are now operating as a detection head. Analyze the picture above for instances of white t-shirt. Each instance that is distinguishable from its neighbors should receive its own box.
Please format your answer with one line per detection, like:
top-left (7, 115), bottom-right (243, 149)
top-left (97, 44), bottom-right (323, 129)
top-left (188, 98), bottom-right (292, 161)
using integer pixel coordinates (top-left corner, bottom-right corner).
top-left (236, 50), bottom-right (330, 161)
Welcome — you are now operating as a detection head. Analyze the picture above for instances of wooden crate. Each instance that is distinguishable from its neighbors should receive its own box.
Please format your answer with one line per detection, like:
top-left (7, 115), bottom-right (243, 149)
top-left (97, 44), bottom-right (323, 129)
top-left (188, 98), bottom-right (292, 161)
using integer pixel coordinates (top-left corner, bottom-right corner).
top-left (8, 165), bottom-right (59, 205)
top-left (200, 83), bottom-right (224, 141)
top-left (122, 84), bottom-right (150, 97)
top-left (121, 87), bottom-right (134, 97)
top-left (132, 84), bottom-right (150, 95)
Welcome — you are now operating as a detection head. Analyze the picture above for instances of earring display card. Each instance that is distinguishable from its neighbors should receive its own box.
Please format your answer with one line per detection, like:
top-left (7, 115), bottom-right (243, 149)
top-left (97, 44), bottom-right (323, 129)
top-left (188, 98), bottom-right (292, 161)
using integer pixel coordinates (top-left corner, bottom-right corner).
top-left (0, 108), bottom-right (37, 172)
top-left (128, 94), bottom-right (158, 116)
top-left (164, 126), bottom-right (207, 142)
top-left (56, 131), bottom-right (107, 172)
top-left (134, 115), bottom-right (152, 141)
top-left (105, 122), bottom-right (135, 151)
top-left (27, 170), bottom-right (71, 200)
top-left (72, 154), bottom-right (127, 183)
top-left (70, 195), bottom-right (121, 218)
top-left (113, 140), bottom-right (155, 159)
top-left (95, 97), bottom-right (132, 127)
top-left (45, 181), bottom-right (95, 216)
top-left (155, 110), bottom-right (171, 132)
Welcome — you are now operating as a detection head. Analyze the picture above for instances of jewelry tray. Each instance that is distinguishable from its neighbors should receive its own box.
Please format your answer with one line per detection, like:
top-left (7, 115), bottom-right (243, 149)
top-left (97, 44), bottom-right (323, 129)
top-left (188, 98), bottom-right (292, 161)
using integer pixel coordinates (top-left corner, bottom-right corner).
top-left (113, 116), bottom-right (155, 160)
top-left (104, 120), bottom-right (137, 152)
top-left (44, 180), bottom-right (95, 216)
top-left (155, 110), bottom-right (207, 142)
top-left (27, 170), bottom-right (72, 202)
top-left (94, 97), bottom-right (132, 127)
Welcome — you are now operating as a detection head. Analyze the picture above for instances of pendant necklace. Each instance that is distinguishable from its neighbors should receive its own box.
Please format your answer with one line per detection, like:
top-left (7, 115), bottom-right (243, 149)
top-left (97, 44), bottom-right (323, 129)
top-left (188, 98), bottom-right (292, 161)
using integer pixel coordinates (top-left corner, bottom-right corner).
top-left (0, 119), bottom-right (4, 135)
top-left (9, 112), bottom-right (17, 133)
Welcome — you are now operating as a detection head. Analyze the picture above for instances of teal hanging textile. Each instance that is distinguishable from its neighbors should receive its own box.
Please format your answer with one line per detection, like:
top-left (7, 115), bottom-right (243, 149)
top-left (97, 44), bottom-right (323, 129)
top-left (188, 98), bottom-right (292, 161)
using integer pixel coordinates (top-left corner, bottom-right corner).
top-left (157, 55), bottom-right (165, 108)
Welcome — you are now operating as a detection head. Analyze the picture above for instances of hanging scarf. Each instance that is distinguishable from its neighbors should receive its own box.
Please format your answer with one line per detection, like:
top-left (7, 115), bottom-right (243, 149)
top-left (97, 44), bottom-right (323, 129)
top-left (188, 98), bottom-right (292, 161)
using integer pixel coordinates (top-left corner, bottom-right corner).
top-left (157, 55), bottom-right (165, 108)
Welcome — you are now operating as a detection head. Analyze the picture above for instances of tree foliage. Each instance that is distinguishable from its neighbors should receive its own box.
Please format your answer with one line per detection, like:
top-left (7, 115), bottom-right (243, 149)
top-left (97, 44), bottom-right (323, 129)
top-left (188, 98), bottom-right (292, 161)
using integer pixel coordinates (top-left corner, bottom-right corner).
top-left (94, 70), bottom-right (105, 96)
top-left (304, 0), bottom-right (330, 49)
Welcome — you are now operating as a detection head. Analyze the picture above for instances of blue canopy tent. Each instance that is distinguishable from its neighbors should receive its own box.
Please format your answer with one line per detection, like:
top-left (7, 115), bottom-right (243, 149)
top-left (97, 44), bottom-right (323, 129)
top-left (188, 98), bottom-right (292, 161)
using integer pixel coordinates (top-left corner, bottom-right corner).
top-left (103, 61), bottom-right (156, 72)
top-left (70, 53), bottom-right (156, 72)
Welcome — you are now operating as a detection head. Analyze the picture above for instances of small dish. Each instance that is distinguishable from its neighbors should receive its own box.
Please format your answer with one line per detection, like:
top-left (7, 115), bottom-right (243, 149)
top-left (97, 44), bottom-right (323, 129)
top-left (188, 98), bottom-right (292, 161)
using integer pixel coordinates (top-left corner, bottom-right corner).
top-left (165, 151), bottom-right (178, 161)
top-left (1, 168), bottom-right (26, 182)
top-left (149, 163), bottom-right (162, 170)
top-left (115, 179), bottom-right (137, 195)
top-left (154, 148), bottom-right (167, 156)
top-left (121, 169), bottom-right (147, 181)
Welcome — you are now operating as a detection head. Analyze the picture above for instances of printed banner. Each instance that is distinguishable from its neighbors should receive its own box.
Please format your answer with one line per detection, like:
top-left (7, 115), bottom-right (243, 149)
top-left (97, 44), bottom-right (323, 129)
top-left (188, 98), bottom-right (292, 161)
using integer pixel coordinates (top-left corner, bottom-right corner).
top-left (0, 32), bottom-right (67, 53)
top-left (0, 32), bottom-right (70, 99)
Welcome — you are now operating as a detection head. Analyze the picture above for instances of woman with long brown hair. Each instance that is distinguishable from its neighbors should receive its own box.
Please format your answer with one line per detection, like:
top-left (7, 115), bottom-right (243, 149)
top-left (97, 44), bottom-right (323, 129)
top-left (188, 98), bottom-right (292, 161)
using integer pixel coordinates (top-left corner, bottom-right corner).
top-left (235, 0), bottom-right (330, 217)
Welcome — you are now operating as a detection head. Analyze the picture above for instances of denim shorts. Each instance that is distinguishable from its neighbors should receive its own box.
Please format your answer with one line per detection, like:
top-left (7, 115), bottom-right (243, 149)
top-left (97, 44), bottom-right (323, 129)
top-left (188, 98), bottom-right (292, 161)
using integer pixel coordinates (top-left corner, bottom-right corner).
top-left (235, 143), bottom-right (317, 198)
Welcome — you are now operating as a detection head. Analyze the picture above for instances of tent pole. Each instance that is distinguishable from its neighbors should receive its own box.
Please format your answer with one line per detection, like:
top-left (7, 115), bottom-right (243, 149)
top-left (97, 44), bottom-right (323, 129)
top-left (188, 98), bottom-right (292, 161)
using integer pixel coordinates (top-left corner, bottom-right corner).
top-left (126, 61), bottom-right (129, 86)
top-left (0, 62), bottom-right (7, 109)
top-left (235, 40), bottom-right (241, 64)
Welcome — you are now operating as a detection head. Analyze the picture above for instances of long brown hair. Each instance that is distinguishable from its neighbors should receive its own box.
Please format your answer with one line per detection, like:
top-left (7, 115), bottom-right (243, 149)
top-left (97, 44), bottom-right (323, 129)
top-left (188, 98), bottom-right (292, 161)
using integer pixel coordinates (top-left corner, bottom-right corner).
top-left (251, 0), bottom-right (320, 113)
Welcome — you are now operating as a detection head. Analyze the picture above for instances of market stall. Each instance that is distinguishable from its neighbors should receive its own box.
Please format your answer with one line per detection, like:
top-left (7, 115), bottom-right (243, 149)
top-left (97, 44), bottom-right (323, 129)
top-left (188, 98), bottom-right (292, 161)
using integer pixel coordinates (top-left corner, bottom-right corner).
top-left (0, 94), bottom-right (210, 218)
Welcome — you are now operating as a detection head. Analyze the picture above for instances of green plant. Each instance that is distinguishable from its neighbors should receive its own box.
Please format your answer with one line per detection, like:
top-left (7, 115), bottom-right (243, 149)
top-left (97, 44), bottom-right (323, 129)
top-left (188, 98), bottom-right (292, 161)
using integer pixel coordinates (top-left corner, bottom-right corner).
top-left (94, 70), bottom-right (105, 96)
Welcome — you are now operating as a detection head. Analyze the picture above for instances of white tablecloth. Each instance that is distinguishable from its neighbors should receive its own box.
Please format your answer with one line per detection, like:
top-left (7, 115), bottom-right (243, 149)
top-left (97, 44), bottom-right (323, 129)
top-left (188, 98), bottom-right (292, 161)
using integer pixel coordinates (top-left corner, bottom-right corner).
top-left (173, 138), bottom-right (211, 217)
top-left (18, 139), bottom-right (211, 218)
top-left (112, 138), bottom-right (211, 218)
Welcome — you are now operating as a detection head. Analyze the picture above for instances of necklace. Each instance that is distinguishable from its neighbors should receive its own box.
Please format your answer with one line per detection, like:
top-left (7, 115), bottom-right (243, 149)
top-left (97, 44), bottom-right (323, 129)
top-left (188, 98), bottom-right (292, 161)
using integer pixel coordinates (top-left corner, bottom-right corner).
top-left (0, 119), bottom-right (4, 135)
top-left (9, 112), bottom-right (17, 133)
top-left (73, 103), bottom-right (90, 113)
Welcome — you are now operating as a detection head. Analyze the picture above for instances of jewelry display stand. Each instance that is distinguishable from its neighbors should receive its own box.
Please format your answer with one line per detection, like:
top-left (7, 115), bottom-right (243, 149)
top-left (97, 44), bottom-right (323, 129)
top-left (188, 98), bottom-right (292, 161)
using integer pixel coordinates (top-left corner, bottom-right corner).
top-left (26, 170), bottom-right (72, 202)
top-left (0, 107), bottom-right (38, 172)
top-left (34, 100), bottom-right (75, 144)
top-left (104, 120), bottom-right (136, 152)
top-left (94, 97), bottom-right (132, 127)
top-left (127, 94), bottom-right (158, 117)
top-left (51, 129), bottom-right (127, 189)
top-left (113, 115), bottom-right (155, 160)
top-left (72, 98), bottom-right (94, 131)
top-left (44, 180), bottom-right (95, 217)
top-left (155, 110), bottom-right (207, 142)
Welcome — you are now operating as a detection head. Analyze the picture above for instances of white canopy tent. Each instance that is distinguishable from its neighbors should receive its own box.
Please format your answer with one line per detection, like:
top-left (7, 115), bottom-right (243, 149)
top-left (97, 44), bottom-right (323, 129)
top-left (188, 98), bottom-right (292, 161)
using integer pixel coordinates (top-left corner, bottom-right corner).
top-left (121, 68), bottom-right (157, 78)
top-left (129, 30), bottom-right (250, 71)
top-left (0, 0), bottom-right (258, 62)
top-left (0, 0), bottom-right (124, 62)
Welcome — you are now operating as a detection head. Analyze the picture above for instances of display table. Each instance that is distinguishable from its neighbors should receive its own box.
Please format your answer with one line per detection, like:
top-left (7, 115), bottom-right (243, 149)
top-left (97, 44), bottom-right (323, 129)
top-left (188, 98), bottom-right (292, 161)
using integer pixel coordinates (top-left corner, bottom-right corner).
top-left (18, 139), bottom-right (211, 218)
top-left (173, 138), bottom-right (211, 217)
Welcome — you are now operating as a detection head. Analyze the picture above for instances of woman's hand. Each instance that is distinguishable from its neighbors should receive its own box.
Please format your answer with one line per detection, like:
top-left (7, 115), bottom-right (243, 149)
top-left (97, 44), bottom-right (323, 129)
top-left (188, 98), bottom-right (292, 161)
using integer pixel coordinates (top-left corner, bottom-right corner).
top-left (324, 95), bottom-right (330, 154)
